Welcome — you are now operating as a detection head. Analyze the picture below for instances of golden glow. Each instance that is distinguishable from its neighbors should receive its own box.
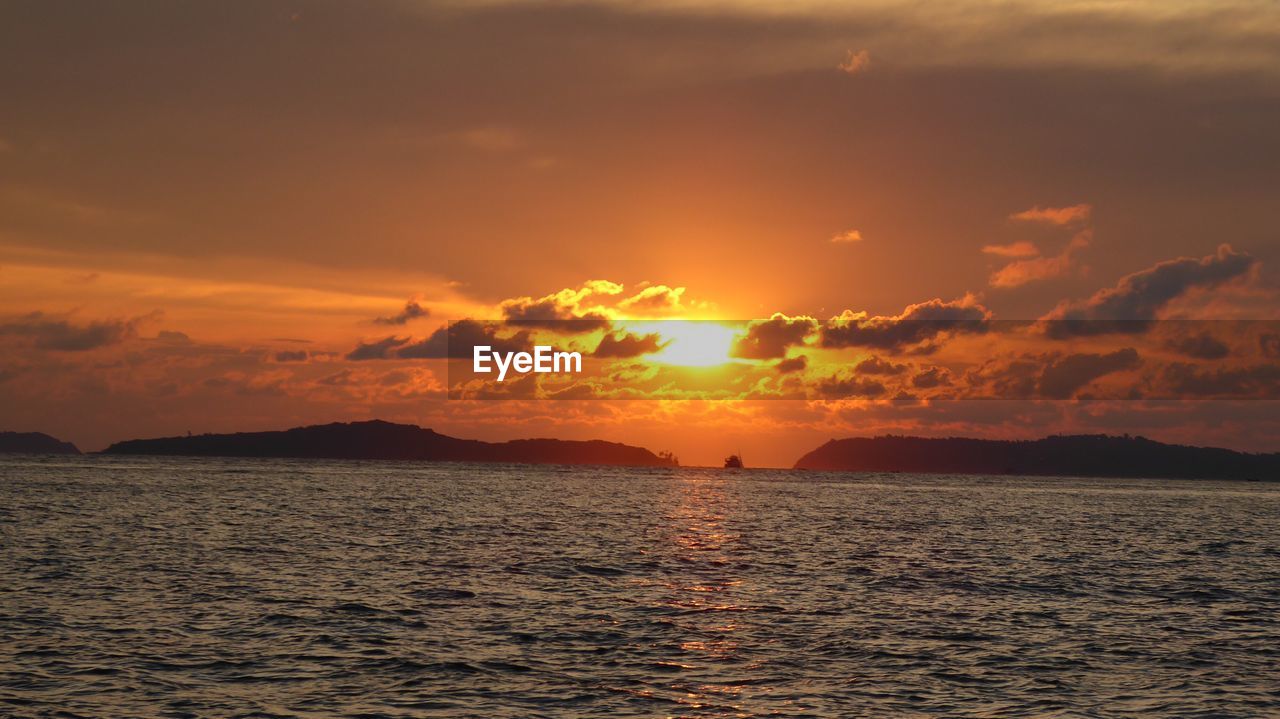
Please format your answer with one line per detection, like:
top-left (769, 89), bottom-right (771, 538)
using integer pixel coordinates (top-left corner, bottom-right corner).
top-left (623, 320), bottom-right (740, 367)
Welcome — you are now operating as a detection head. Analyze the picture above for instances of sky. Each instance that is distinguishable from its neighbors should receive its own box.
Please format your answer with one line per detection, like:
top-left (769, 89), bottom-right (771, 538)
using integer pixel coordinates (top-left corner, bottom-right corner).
top-left (1, 0), bottom-right (1278, 466)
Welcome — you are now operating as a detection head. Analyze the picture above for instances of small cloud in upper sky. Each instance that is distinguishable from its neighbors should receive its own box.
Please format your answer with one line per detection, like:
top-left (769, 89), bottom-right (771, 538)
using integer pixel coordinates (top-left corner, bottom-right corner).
top-left (982, 241), bottom-right (1040, 258)
top-left (830, 229), bottom-right (863, 244)
top-left (1010, 204), bottom-right (1092, 226)
top-left (64, 272), bottom-right (101, 284)
top-left (618, 285), bottom-right (685, 314)
top-left (374, 299), bottom-right (429, 326)
top-left (989, 231), bottom-right (1091, 288)
top-left (838, 49), bottom-right (871, 75)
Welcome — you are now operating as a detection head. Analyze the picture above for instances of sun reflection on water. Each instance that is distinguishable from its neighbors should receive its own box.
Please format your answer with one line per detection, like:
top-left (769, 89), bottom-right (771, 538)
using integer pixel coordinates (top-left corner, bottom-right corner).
top-left (644, 475), bottom-right (765, 715)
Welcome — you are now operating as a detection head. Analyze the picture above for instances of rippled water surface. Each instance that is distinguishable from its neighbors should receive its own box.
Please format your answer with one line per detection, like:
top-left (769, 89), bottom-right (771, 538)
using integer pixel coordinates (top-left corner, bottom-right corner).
top-left (2, 455), bottom-right (1279, 717)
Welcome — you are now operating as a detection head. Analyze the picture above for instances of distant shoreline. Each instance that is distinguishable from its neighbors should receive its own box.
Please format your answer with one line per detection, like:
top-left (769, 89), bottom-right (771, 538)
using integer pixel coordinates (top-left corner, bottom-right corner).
top-left (5, 423), bottom-right (1278, 481)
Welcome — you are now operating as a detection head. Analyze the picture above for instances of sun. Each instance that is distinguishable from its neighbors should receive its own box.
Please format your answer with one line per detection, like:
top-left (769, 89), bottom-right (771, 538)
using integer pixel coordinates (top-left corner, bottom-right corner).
top-left (622, 320), bottom-right (739, 367)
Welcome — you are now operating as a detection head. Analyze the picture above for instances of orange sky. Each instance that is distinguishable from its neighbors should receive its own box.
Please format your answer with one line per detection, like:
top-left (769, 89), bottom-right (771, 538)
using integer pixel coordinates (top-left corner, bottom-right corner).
top-left (2, 1), bottom-right (1278, 465)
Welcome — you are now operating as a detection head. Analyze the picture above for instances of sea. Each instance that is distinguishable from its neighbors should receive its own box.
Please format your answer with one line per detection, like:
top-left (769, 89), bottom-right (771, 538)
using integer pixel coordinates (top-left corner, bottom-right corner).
top-left (2, 455), bottom-right (1278, 718)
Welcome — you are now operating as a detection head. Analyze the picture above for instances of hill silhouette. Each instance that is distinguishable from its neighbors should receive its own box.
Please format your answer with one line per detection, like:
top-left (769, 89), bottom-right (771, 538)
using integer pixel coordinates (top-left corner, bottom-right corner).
top-left (0, 431), bottom-right (81, 455)
top-left (101, 420), bottom-right (677, 467)
top-left (793, 434), bottom-right (1279, 480)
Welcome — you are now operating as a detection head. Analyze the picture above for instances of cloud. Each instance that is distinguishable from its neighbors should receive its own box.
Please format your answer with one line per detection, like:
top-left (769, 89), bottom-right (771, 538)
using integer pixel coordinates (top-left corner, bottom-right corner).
top-left (374, 299), bottom-right (429, 325)
top-left (855, 355), bottom-right (907, 375)
top-left (821, 295), bottom-right (991, 352)
top-left (837, 49), bottom-right (871, 75)
top-left (345, 335), bottom-right (409, 361)
top-left (1165, 331), bottom-right (1230, 360)
top-left (583, 280), bottom-right (624, 295)
top-left (964, 356), bottom-right (1043, 399)
top-left (982, 241), bottom-right (1040, 258)
top-left (594, 331), bottom-right (666, 358)
top-left (774, 355), bottom-right (807, 374)
top-left (499, 282), bottom-right (615, 330)
top-left (1261, 333), bottom-right (1280, 358)
top-left (0, 311), bottom-right (153, 351)
top-left (617, 285), bottom-right (685, 315)
top-left (1010, 203), bottom-right (1092, 226)
top-left (1038, 348), bottom-right (1141, 399)
top-left (732, 314), bottom-right (816, 359)
top-left (1042, 244), bottom-right (1258, 337)
top-left (1161, 362), bottom-right (1280, 398)
top-left (317, 369), bottom-right (358, 386)
top-left (66, 272), bottom-right (100, 284)
top-left (830, 229), bottom-right (863, 244)
top-left (989, 230), bottom-right (1090, 288)
top-left (815, 371), bottom-right (886, 399)
top-left (346, 320), bottom-right (536, 361)
top-left (273, 349), bottom-right (310, 362)
top-left (398, 320), bottom-right (534, 359)
top-left (911, 366), bottom-right (952, 388)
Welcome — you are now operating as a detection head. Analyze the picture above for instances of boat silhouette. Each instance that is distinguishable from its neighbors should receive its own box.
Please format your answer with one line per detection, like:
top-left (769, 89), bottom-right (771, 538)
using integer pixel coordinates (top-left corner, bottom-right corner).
top-left (723, 453), bottom-right (744, 469)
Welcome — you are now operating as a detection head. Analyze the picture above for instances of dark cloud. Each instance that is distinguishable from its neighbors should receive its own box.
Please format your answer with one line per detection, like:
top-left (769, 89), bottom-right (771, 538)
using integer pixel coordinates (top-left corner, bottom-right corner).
top-left (855, 355), bottom-right (908, 375)
top-left (1042, 245), bottom-right (1257, 337)
top-left (965, 357), bottom-right (1045, 399)
top-left (1260, 333), bottom-right (1280, 358)
top-left (774, 355), bottom-right (808, 374)
top-left (593, 331), bottom-right (665, 358)
top-left (345, 335), bottom-right (409, 361)
top-left (911, 366), bottom-right (952, 388)
top-left (1038, 348), bottom-right (1141, 399)
top-left (346, 320), bottom-right (536, 361)
top-left (273, 349), bottom-right (309, 362)
top-left (732, 314), bottom-right (816, 360)
top-left (0, 311), bottom-right (147, 351)
top-left (1165, 331), bottom-right (1230, 360)
top-left (318, 369), bottom-right (358, 386)
top-left (373, 300), bottom-right (429, 325)
top-left (821, 297), bottom-right (991, 352)
top-left (398, 320), bottom-right (534, 359)
top-left (1161, 362), bottom-right (1280, 398)
top-left (546, 382), bottom-right (605, 400)
top-left (814, 372), bottom-right (886, 399)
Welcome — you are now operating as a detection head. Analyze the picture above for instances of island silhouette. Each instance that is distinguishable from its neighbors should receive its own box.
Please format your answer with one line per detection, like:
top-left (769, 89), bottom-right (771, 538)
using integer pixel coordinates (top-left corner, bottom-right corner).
top-left (0, 431), bottom-right (80, 455)
top-left (794, 434), bottom-right (1279, 481)
top-left (101, 420), bottom-right (677, 467)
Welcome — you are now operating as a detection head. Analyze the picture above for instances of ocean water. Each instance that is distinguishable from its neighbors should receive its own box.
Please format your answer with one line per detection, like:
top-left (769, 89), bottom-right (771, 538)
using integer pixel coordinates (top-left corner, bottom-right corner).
top-left (2, 456), bottom-right (1278, 718)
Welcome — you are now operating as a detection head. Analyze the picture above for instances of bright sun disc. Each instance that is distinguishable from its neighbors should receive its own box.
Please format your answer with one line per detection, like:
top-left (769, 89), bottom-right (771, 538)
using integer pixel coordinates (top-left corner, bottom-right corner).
top-left (624, 321), bottom-right (738, 367)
